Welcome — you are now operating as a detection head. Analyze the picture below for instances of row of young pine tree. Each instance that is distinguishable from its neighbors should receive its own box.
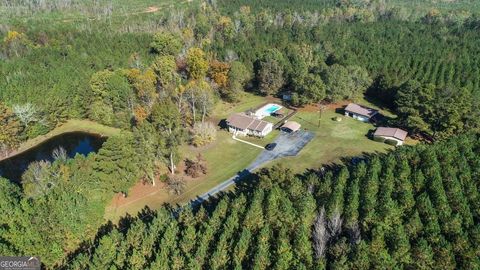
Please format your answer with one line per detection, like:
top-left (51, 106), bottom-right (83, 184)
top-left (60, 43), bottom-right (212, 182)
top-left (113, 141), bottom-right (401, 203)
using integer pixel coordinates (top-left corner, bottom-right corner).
top-left (65, 133), bottom-right (480, 270)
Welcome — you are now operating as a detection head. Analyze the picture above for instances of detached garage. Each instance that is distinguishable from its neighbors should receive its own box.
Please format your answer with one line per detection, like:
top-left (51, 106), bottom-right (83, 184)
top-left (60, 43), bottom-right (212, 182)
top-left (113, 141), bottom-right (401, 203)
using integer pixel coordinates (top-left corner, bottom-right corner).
top-left (281, 121), bottom-right (301, 133)
top-left (373, 127), bottom-right (408, 146)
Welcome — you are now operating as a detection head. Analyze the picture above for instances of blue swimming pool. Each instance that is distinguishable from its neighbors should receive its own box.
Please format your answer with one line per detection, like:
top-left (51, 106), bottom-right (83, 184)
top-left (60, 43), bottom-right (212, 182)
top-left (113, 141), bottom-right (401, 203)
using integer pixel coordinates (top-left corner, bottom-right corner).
top-left (255, 103), bottom-right (283, 119)
top-left (266, 105), bottom-right (281, 113)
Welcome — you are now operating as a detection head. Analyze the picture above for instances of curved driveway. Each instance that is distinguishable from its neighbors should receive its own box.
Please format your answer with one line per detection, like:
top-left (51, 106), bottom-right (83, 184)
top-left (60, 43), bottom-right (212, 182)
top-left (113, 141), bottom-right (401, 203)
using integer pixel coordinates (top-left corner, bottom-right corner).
top-left (191, 130), bottom-right (314, 205)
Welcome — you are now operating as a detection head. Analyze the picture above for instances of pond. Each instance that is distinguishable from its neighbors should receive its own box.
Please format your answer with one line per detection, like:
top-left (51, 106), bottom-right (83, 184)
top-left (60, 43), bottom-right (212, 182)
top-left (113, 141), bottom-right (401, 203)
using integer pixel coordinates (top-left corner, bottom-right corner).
top-left (0, 132), bottom-right (106, 182)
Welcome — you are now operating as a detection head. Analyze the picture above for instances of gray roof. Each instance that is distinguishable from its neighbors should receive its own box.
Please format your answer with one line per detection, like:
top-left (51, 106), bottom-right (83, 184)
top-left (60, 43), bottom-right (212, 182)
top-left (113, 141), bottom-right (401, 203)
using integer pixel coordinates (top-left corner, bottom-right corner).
top-left (226, 113), bottom-right (272, 132)
top-left (344, 103), bottom-right (378, 118)
top-left (374, 127), bottom-right (408, 141)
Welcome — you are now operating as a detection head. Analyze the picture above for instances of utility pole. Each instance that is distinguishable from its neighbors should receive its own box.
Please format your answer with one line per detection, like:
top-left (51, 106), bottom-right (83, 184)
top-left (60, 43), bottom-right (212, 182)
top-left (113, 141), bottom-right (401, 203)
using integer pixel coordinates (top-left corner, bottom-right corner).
top-left (318, 103), bottom-right (326, 128)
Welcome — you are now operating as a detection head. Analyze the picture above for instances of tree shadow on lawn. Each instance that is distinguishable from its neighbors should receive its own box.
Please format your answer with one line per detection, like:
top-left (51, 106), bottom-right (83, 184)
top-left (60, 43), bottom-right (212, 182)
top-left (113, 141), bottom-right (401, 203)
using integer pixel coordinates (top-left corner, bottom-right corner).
top-left (187, 169), bottom-right (258, 210)
top-left (339, 150), bottom-right (393, 166)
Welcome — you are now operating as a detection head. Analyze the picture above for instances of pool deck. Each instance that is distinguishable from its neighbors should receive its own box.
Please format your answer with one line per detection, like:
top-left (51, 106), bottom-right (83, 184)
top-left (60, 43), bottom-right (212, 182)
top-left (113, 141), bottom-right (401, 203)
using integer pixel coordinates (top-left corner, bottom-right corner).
top-left (254, 103), bottom-right (283, 119)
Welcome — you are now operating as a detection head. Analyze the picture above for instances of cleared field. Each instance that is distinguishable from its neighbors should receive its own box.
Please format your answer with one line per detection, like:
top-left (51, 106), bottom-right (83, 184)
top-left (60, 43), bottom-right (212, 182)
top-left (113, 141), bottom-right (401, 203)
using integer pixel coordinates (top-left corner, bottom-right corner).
top-left (104, 93), bottom-right (404, 220)
top-left (270, 106), bottom-right (394, 172)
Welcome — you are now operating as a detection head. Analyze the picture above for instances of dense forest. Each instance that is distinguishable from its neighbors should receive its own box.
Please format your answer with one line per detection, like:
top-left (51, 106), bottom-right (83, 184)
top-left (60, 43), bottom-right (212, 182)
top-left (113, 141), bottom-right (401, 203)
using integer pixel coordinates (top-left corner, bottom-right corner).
top-left (63, 133), bottom-right (480, 269)
top-left (1, 0), bottom-right (480, 268)
top-left (1, 0), bottom-right (480, 144)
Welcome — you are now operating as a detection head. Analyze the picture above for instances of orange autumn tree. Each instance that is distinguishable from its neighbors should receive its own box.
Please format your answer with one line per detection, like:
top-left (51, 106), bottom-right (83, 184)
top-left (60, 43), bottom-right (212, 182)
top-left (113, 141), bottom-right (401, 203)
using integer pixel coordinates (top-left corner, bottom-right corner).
top-left (209, 60), bottom-right (230, 88)
top-left (133, 105), bottom-right (149, 124)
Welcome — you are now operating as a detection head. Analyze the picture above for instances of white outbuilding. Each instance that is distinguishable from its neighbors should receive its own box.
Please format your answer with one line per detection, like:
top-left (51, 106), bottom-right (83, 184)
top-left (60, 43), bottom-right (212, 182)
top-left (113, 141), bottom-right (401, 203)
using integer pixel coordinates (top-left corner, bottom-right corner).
top-left (344, 103), bottom-right (379, 122)
top-left (373, 127), bottom-right (408, 146)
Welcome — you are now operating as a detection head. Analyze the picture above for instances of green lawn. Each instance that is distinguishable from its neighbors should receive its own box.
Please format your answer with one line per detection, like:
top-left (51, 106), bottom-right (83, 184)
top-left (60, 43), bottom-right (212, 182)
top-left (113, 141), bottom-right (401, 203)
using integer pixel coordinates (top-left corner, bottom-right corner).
top-left (270, 109), bottom-right (393, 172)
top-left (106, 131), bottom-right (262, 218)
top-left (211, 92), bottom-right (266, 120)
top-left (171, 131), bottom-right (262, 204)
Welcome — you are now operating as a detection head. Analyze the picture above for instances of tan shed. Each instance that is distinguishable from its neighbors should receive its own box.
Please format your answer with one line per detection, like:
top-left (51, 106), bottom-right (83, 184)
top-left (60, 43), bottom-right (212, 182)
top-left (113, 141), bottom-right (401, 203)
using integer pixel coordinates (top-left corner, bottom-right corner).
top-left (281, 121), bottom-right (301, 132)
top-left (373, 127), bottom-right (408, 146)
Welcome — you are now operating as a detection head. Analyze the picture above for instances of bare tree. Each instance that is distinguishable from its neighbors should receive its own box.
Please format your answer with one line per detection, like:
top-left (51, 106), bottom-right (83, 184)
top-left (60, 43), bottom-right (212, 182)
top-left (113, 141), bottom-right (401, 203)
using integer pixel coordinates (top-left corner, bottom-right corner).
top-left (313, 207), bottom-right (330, 259)
top-left (224, 49), bottom-right (238, 62)
top-left (22, 160), bottom-right (55, 197)
top-left (197, 87), bottom-right (214, 123)
top-left (307, 182), bottom-right (315, 194)
top-left (184, 87), bottom-right (197, 124)
top-left (234, 19), bottom-right (242, 34)
top-left (12, 103), bottom-right (38, 128)
top-left (274, 13), bottom-right (284, 27)
top-left (0, 143), bottom-right (12, 158)
top-left (327, 209), bottom-right (343, 239)
top-left (52, 146), bottom-right (67, 162)
top-left (191, 121), bottom-right (217, 146)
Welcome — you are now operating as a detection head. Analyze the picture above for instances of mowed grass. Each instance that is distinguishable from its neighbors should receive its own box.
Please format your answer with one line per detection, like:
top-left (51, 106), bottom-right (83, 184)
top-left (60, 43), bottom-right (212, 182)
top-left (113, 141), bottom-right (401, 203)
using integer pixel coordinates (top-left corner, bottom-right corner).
top-left (171, 131), bottom-right (262, 205)
top-left (270, 108), bottom-right (394, 172)
top-left (211, 92), bottom-right (267, 120)
top-left (106, 131), bottom-right (262, 218)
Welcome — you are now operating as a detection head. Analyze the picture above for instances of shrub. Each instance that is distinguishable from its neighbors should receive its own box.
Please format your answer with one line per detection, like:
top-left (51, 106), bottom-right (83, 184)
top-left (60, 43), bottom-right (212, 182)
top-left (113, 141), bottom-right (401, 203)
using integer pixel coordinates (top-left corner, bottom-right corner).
top-left (185, 154), bottom-right (207, 178)
top-left (191, 121), bottom-right (217, 146)
top-left (26, 122), bottom-right (49, 139)
top-left (373, 136), bottom-right (385, 142)
top-left (150, 32), bottom-right (182, 56)
top-left (165, 176), bottom-right (186, 195)
top-left (333, 116), bottom-right (343, 122)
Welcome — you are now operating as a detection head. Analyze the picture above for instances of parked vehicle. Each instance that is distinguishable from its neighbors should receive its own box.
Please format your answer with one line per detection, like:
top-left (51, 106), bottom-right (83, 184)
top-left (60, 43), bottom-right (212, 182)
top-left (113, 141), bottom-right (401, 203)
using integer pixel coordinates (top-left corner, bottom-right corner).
top-left (265, 143), bottom-right (277, 151)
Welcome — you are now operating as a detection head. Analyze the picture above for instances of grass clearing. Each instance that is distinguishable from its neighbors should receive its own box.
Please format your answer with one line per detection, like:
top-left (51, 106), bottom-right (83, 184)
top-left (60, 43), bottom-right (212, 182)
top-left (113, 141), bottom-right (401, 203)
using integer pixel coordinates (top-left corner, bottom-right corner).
top-left (211, 93), bottom-right (267, 120)
top-left (270, 108), bottom-right (394, 172)
top-left (171, 132), bottom-right (262, 204)
top-left (105, 131), bottom-right (262, 219)
top-left (104, 93), bottom-right (405, 220)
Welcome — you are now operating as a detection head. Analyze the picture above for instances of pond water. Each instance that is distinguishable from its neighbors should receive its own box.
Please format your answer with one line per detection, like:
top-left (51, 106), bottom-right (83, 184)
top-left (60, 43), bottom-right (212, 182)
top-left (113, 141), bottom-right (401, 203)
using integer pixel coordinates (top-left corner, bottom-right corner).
top-left (0, 132), bottom-right (106, 182)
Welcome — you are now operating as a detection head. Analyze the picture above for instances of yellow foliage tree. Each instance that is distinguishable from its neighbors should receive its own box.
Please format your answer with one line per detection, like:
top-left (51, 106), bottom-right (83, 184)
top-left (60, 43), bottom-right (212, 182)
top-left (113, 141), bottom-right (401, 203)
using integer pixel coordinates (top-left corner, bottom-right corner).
top-left (186, 47), bottom-right (209, 80)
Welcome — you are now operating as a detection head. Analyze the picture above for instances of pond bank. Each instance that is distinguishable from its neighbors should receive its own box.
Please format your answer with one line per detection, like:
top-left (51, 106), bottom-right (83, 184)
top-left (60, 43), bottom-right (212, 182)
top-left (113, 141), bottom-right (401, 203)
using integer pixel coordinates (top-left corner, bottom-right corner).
top-left (1, 119), bottom-right (120, 162)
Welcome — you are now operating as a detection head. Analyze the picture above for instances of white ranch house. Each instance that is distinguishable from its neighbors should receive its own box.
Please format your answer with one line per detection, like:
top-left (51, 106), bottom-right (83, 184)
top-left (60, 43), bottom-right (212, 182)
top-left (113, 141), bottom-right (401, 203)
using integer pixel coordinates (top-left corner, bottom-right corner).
top-left (226, 113), bottom-right (273, 137)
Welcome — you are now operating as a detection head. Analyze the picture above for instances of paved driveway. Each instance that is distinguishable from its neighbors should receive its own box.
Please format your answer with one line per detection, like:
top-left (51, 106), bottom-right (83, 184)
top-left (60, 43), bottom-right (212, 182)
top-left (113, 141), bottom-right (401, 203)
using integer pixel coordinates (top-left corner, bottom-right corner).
top-left (246, 130), bottom-right (315, 170)
top-left (192, 130), bottom-right (314, 205)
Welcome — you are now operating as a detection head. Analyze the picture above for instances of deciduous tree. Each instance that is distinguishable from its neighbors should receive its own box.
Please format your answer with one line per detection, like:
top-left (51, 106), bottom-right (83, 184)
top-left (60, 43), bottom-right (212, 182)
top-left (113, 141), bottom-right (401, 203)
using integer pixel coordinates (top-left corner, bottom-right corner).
top-left (187, 48), bottom-right (209, 80)
top-left (150, 32), bottom-right (183, 56)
